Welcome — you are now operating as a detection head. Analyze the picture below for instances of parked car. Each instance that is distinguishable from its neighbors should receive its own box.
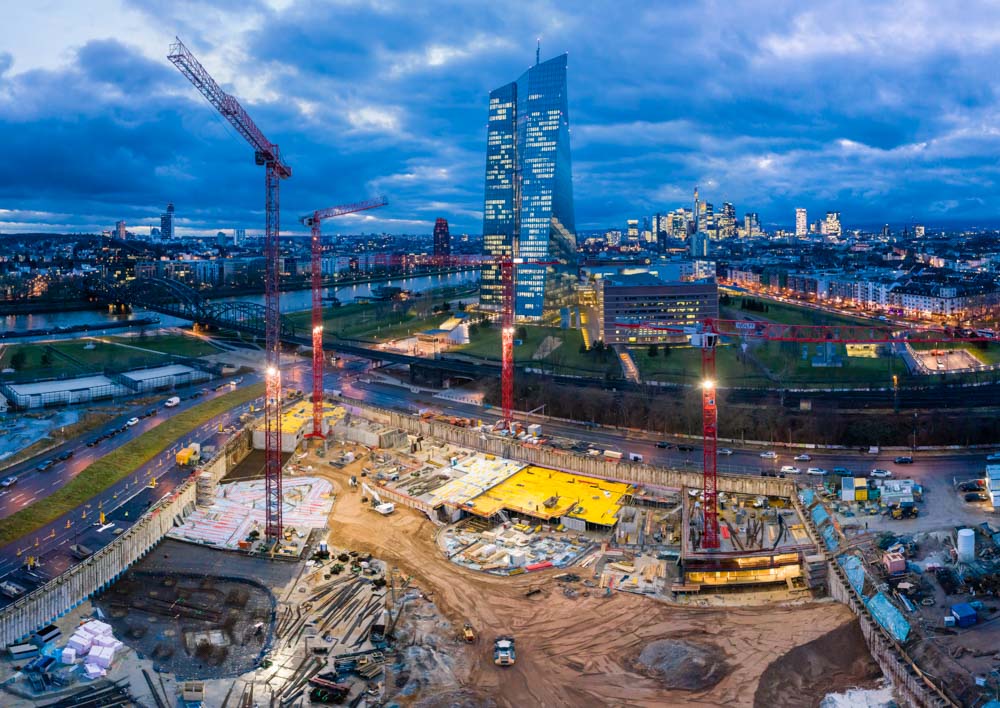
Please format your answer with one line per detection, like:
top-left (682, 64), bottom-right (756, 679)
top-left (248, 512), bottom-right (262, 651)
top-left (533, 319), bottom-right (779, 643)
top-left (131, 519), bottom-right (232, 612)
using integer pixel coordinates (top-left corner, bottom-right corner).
top-left (718, 448), bottom-right (733, 456)
top-left (759, 451), bottom-right (778, 459)
top-left (780, 465), bottom-right (801, 475)
top-left (959, 480), bottom-right (986, 492)
top-left (655, 441), bottom-right (674, 449)
top-left (987, 453), bottom-right (1000, 462)
top-left (965, 492), bottom-right (989, 503)
top-left (126, 417), bottom-right (140, 427)
top-left (894, 456), bottom-right (914, 464)
top-left (806, 467), bottom-right (827, 475)
top-left (794, 453), bottom-right (812, 462)
top-left (1, 476), bottom-right (17, 488)
top-left (833, 466), bottom-right (851, 475)
top-left (871, 469), bottom-right (893, 478)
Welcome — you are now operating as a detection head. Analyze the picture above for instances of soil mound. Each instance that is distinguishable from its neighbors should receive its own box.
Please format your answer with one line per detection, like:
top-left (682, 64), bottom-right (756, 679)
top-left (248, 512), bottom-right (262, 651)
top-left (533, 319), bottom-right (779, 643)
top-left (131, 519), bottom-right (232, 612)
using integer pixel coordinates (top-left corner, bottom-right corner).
top-left (631, 637), bottom-right (731, 690)
top-left (754, 619), bottom-right (882, 707)
top-left (413, 689), bottom-right (500, 708)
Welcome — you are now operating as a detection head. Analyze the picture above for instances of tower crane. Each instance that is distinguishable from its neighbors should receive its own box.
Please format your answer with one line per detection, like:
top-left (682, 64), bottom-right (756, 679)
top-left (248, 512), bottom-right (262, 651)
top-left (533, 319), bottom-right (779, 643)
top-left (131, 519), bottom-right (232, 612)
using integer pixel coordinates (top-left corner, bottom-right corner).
top-left (300, 196), bottom-right (388, 438)
top-left (168, 38), bottom-right (291, 541)
top-left (613, 316), bottom-right (990, 549)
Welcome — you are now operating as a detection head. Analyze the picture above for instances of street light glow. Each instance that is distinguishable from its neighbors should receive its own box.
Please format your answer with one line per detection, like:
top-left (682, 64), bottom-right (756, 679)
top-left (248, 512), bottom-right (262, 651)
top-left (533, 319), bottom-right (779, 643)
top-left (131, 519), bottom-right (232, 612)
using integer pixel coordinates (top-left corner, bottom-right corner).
top-left (266, 366), bottom-right (278, 378)
top-left (702, 378), bottom-right (715, 390)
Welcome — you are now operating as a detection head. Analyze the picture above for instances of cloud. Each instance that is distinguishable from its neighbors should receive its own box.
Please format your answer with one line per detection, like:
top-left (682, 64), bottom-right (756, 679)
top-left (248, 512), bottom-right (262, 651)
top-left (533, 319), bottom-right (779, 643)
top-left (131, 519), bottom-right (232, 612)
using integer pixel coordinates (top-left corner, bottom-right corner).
top-left (2, 0), bottom-right (1000, 235)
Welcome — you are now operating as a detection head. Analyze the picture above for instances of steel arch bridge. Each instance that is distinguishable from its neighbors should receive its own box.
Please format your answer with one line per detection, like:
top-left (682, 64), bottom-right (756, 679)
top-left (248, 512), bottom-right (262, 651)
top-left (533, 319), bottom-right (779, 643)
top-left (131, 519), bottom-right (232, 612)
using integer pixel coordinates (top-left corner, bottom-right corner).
top-left (105, 277), bottom-right (298, 340)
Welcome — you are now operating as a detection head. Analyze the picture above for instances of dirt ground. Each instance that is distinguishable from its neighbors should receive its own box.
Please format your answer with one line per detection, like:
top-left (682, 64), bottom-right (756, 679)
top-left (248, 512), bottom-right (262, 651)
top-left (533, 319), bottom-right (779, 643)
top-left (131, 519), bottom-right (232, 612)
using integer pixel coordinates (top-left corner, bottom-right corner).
top-left (315, 453), bottom-right (879, 708)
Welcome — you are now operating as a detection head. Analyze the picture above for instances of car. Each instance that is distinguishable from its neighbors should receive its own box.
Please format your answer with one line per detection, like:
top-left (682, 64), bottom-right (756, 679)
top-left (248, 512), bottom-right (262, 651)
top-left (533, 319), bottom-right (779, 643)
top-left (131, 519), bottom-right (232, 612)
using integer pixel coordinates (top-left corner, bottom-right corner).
top-left (36, 459), bottom-right (56, 472)
top-left (870, 469), bottom-right (893, 478)
top-left (780, 465), bottom-right (801, 475)
top-left (794, 453), bottom-right (812, 462)
top-left (677, 445), bottom-right (694, 453)
top-left (718, 448), bottom-right (733, 456)
top-left (959, 480), bottom-right (986, 492)
top-left (56, 451), bottom-right (73, 462)
top-left (655, 441), bottom-right (674, 449)
top-left (1, 476), bottom-right (17, 488)
top-left (832, 466), bottom-right (851, 475)
top-left (965, 492), bottom-right (989, 503)
top-left (988, 453), bottom-right (1000, 462)
top-left (126, 417), bottom-right (140, 427)
top-left (759, 451), bottom-right (778, 459)
top-left (164, 396), bottom-right (181, 408)
top-left (86, 439), bottom-right (99, 447)
top-left (806, 467), bottom-right (827, 475)
top-left (894, 456), bottom-right (914, 464)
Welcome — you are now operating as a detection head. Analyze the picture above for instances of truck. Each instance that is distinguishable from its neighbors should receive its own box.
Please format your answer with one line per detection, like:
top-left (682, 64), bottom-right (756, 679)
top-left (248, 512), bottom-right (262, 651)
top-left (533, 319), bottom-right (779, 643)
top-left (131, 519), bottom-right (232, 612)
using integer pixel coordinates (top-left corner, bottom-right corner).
top-left (493, 636), bottom-right (516, 666)
top-left (176, 443), bottom-right (202, 466)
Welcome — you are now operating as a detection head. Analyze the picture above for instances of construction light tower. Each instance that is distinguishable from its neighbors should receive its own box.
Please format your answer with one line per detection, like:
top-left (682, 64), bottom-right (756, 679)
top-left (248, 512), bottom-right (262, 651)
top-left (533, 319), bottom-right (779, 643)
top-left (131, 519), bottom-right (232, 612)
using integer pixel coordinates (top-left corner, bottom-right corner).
top-left (168, 38), bottom-right (291, 542)
top-left (300, 196), bottom-right (388, 438)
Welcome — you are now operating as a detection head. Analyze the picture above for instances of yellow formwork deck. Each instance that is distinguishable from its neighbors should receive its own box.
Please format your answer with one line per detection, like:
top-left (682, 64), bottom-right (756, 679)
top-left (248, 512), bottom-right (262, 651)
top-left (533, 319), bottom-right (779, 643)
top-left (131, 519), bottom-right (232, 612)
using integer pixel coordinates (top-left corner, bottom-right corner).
top-left (464, 466), bottom-right (633, 527)
top-left (257, 401), bottom-right (346, 434)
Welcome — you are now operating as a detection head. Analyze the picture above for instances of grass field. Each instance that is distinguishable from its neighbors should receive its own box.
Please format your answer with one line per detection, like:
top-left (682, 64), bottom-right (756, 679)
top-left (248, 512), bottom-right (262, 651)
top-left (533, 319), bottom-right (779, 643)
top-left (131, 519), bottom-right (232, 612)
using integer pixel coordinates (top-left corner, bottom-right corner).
top-left (721, 296), bottom-right (874, 328)
top-left (0, 341), bottom-right (172, 375)
top-left (633, 344), bottom-right (774, 386)
top-left (108, 334), bottom-right (221, 358)
top-left (0, 382), bottom-right (265, 547)
top-left (458, 324), bottom-right (616, 375)
top-left (751, 341), bottom-right (905, 385)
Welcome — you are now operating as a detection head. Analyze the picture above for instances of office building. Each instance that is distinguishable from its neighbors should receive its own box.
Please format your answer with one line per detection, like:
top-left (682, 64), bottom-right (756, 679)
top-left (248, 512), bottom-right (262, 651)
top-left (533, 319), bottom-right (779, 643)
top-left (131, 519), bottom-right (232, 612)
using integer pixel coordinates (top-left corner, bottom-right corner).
top-left (795, 208), bottom-right (807, 238)
top-left (823, 211), bottom-right (842, 239)
top-left (160, 203), bottom-right (175, 240)
top-left (433, 217), bottom-right (451, 257)
top-left (115, 220), bottom-right (127, 240)
top-left (718, 202), bottom-right (736, 239)
top-left (690, 230), bottom-right (709, 258)
top-left (480, 53), bottom-right (577, 320)
top-left (597, 273), bottom-right (719, 345)
top-left (743, 212), bottom-right (760, 238)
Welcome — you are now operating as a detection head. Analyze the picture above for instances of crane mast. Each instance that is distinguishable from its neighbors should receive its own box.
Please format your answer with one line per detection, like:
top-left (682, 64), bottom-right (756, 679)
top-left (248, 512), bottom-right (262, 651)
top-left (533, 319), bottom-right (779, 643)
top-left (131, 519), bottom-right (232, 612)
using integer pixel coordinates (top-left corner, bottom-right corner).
top-left (300, 196), bottom-right (388, 438)
top-left (168, 38), bottom-right (291, 542)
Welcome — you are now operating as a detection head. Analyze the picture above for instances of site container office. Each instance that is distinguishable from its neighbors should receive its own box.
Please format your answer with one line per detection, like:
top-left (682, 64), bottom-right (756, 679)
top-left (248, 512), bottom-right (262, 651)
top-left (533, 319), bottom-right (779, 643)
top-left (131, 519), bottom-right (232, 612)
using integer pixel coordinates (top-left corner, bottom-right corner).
top-left (30, 623), bottom-right (61, 646)
top-left (6, 642), bottom-right (40, 660)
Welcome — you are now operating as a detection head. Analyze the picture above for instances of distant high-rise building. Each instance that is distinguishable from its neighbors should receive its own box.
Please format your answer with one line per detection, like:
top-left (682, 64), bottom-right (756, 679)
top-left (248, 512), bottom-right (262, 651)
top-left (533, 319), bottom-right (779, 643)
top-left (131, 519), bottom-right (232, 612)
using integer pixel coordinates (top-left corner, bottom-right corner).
top-left (795, 208), bottom-right (807, 237)
top-left (433, 217), bottom-right (451, 257)
top-left (881, 224), bottom-right (891, 240)
top-left (115, 220), bottom-right (127, 240)
top-left (235, 228), bottom-right (246, 245)
top-left (626, 219), bottom-right (639, 240)
top-left (743, 212), bottom-right (760, 238)
top-left (823, 211), bottom-right (842, 239)
top-left (689, 230), bottom-right (709, 258)
top-left (480, 52), bottom-right (576, 320)
top-left (914, 225), bottom-right (925, 238)
top-left (160, 203), bottom-right (175, 240)
top-left (718, 202), bottom-right (736, 238)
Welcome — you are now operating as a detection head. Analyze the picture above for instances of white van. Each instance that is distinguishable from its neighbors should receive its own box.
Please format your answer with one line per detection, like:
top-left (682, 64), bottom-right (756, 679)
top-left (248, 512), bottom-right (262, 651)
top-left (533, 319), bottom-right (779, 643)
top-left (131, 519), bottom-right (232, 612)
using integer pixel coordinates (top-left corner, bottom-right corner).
top-left (164, 396), bottom-right (181, 408)
top-left (628, 453), bottom-right (644, 463)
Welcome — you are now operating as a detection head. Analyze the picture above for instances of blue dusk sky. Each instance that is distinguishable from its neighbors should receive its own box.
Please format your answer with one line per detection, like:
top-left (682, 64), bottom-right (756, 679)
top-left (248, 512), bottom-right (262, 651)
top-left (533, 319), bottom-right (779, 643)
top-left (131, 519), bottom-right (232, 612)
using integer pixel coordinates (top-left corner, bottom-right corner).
top-left (1, 1), bottom-right (999, 237)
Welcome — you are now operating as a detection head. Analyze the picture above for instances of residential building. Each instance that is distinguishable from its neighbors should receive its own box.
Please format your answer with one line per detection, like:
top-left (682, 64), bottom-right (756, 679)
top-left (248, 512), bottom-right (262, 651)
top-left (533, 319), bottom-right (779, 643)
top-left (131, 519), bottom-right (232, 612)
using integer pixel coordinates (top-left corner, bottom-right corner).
top-left (480, 53), bottom-right (577, 320)
top-left (115, 220), bottom-right (126, 240)
top-left (160, 203), bottom-right (175, 240)
top-left (433, 217), bottom-right (451, 257)
top-left (597, 273), bottom-right (719, 344)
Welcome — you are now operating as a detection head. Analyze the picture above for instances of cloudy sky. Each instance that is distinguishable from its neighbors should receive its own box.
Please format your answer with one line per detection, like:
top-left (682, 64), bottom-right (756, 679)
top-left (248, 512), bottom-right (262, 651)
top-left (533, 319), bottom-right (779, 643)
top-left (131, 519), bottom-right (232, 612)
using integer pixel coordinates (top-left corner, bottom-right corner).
top-left (2, 0), bottom-right (1000, 237)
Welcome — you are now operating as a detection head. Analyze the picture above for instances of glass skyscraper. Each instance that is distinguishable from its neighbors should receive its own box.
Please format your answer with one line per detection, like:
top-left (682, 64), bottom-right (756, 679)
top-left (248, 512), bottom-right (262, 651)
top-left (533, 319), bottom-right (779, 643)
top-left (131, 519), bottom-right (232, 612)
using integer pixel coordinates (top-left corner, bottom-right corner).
top-left (480, 53), bottom-right (577, 320)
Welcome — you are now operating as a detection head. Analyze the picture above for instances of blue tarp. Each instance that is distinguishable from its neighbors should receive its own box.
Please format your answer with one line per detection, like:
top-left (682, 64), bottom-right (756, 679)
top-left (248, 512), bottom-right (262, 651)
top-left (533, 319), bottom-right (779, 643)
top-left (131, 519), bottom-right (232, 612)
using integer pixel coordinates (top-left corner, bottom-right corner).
top-left (839, 555), bottom-right (865, 595)
top-left (799, 489), bottom-right (815, 506)
top-left (866, 592), bottom-right (911, 643)
top-left (822, 525), bottom-right (839, 551)
top-left (812, 505), bottom-right (830, 527)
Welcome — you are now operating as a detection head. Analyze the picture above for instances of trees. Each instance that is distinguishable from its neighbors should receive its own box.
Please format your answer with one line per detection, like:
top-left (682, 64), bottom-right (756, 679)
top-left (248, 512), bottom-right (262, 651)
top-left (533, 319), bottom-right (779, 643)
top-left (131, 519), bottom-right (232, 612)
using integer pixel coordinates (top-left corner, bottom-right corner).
top-left (648, 343), bottom-right (659, 358)
top-left (517, 326), bottom-right (528, 342)
top-left (10, 350), bottom-right (27, 371)
top-left (40, 350), bottom-right (53, 368)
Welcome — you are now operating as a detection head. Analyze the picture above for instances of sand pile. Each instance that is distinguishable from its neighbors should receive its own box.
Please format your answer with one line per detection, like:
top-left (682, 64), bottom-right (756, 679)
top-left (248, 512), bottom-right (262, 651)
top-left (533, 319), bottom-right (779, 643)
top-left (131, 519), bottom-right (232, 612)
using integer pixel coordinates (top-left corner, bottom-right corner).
top-left (632, 638), bottom-right (730, 690)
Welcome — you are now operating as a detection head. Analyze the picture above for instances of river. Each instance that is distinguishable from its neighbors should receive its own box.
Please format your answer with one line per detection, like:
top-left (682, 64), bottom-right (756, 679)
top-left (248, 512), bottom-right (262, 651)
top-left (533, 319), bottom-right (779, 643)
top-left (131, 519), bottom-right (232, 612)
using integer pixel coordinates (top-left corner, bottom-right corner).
top-left (0, 271), bottom-right (480, 333)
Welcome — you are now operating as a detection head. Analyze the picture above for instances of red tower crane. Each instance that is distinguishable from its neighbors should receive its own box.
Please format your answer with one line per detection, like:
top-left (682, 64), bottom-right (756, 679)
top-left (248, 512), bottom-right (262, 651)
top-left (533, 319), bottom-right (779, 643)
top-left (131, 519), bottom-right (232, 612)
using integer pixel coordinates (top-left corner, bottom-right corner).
top-left (300, 196), bottom-right (388, 438)
top-left (614, 317), bottom-right (990, 549)
top-left (168, 38), bottom-right (291, 541)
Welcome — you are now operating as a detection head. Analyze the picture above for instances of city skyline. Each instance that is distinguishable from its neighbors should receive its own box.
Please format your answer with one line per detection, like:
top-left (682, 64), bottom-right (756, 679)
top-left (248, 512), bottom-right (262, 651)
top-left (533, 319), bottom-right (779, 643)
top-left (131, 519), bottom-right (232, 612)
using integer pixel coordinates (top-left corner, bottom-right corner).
top-left (4, 2), bottom-right (1000, 236)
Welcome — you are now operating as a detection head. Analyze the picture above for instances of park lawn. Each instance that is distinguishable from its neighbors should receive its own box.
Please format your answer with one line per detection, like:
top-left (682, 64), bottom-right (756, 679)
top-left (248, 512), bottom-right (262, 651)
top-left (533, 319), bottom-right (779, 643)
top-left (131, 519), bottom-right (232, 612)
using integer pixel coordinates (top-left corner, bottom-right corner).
top-left (358, 312), bottom-right (455, 342)
top-left (634, 344), bottom-right (773, 386)
top-left (722, 296), bottom-right (873, 328)
top-left (108, 334), bottom-right (221, 358)
top-left (751, 341), bottom-right (907, 386)
top-left (910, 341), bottom-right (1000, 366)
top-left (0, 344), bottom-right (84, 374)
top-left (458, 325), bottom-right (615, 375)
top-left (0, 382), bottom-right (265, 548)
top-left (49, 340), bottom-right (171, 371)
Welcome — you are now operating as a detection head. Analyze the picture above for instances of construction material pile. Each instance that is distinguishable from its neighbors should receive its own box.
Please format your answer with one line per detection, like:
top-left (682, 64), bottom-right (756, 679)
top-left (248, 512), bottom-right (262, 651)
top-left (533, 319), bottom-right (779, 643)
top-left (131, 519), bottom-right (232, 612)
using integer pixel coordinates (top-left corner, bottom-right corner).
top-left (64, 620), bottom-right (125, 679)
top-left (442, 523), bottom-right (594, 575)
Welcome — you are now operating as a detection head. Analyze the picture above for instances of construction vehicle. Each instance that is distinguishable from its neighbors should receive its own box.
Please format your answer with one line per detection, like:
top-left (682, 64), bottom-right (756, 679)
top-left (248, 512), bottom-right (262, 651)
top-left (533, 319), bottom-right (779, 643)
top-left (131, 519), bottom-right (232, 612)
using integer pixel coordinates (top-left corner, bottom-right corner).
top-left (175, 442), bottom-right (201, 466)
top-left (462, 622), bottom-right (476, 643)
top-left (361, 483), bottom-right (395, 515)
top-left (890, 501), bottom-right (919, 520)
top-left (493, 636), bottom-right (516, 666)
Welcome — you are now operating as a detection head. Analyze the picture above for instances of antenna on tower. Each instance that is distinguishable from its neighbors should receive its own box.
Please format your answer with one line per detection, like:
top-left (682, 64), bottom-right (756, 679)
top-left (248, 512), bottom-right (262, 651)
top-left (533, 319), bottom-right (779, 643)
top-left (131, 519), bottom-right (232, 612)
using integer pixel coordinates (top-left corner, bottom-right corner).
top-left (536, 37), bottom-right (541, 65)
